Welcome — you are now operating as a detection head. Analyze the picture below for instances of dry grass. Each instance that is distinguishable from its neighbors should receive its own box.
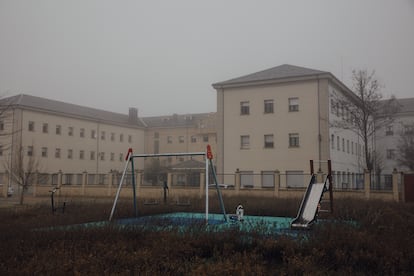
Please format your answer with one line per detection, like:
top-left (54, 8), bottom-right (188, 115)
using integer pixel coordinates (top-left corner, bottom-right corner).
top-left (0, 196), bottom-right (413, 275)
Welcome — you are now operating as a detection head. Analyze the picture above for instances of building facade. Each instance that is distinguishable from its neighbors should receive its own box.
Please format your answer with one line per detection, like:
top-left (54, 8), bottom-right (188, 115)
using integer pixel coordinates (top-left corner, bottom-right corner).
top-left (0, 95), bottom-right (217, 189)
top-left (375, 98), bottom-right (414, 174)
top-left (0, 95), bottom-right (146, 182)
top-left (212, 64), bottom-right (364, 189)
top-left (1, 65), bottom-right (412, 196)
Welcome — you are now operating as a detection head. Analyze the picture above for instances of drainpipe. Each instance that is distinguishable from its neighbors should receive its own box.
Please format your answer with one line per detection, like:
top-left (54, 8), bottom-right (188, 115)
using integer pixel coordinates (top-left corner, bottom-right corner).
top-left (96, 122), bottom-right (100, 174)
top-left (317, 78), bottom-right (322, 169)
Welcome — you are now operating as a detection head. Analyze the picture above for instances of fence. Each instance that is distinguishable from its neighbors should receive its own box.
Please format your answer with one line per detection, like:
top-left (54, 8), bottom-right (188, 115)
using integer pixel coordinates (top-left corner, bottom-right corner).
top-left (0, 169), bottom-right (403, 202)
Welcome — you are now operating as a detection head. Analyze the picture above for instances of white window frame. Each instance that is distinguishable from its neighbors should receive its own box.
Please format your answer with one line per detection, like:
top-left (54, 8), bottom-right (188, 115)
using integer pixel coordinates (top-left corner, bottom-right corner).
top-left (264, 99), bottom-right (274, 114)
top-left (288, 97), bottom-right (299, 112)
top-left (240, 101), bottom-right (250, 115)
top-left (289, 133), bottom-right (299, 147)
top-left (264, 134), bottom-right (274, 148)
top-left (241, 135), bottom-right (250, 149)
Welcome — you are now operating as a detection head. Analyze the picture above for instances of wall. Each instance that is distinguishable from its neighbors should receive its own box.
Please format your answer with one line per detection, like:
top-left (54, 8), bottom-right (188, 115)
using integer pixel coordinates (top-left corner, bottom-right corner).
top-left (221, 80), bottom-right (321, 175)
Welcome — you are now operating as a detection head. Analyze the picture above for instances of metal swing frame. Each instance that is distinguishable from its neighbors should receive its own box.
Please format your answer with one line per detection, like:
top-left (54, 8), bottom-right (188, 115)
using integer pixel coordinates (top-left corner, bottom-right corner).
top-left (109, 145), bottom-right (227, 223)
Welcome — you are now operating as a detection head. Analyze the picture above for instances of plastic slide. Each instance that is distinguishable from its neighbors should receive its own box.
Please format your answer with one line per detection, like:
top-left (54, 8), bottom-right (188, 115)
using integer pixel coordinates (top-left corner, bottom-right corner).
top-left (291, 175), bottom-right (327, 229)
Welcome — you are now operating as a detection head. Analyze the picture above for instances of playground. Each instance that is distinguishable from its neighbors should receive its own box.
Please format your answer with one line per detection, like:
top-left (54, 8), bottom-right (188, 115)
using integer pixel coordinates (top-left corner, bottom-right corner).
top-left (103, 145), bottom-right (333, 234)
top-left (2, 146), bottom-right (413, 274)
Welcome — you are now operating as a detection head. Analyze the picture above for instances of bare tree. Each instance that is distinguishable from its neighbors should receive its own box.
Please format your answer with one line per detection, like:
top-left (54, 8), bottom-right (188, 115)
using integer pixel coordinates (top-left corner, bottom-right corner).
top-left (4, 145), bottom-right (40, 205)
top-left (397, 123), bottom-right (414, 171)
top-left (332, 69), bottom-right (399, 171)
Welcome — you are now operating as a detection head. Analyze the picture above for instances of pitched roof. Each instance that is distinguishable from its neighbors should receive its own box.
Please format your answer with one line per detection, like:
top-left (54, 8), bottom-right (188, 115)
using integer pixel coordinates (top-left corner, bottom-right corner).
top-left (1, 94), bottom-right (146, 128)
top-left (212, 64), bottom-right (329, 88)
top-left (389, 97), bottom-right (414, 116)
top-left (143, 113), bottom-right (215, 128)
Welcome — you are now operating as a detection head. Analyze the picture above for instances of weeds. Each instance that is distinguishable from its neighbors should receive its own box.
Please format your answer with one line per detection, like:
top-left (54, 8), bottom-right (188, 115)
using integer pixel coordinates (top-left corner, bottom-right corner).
top-left (0, 196), bottom-right (413, 274)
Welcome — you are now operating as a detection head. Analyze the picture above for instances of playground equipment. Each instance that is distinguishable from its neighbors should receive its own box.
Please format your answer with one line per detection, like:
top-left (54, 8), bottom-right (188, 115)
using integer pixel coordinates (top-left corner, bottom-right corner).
top-left (109, 145), bottom-right (227, 223)
top-left (49, 187), bottom-right (66, 214)
top-left (290, 160), bottom-right (333, 229)
top-left (109, 148), bottom-right (333, 231)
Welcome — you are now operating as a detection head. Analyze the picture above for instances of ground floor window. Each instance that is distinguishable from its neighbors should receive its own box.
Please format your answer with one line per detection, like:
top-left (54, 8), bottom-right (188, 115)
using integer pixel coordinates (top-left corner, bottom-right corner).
top-left (240, 171), bottom-right (254, 188)
top-left (286, 171), bottom-right (304, 188)
top-left (261, 171), bottom-right (274, 188)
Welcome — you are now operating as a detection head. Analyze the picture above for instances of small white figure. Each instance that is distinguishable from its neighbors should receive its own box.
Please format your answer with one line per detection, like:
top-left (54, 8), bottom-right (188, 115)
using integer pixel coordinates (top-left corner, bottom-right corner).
top-left (236, 204), bottom-right (244, 221)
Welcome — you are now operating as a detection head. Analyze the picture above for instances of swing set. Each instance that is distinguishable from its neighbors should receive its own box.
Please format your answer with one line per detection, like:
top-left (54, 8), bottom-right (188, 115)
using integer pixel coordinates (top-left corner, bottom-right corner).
top-left (109, 145), bottom-right (227, 223)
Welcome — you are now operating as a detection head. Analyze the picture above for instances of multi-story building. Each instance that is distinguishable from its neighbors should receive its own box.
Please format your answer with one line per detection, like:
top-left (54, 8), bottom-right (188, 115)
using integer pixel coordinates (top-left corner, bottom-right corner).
top-left (212, 64), bottom-right (364, 189)
top-left (0, 94), bottom-right (217, 189)
top-left (142, 112), bottom-right (217, 166)
top-left (375, 98), bottom-right (414, 174)
top-left (1, 65), bottom-right (411, 195)
top-left (0, 94), bottom-right (146, 180)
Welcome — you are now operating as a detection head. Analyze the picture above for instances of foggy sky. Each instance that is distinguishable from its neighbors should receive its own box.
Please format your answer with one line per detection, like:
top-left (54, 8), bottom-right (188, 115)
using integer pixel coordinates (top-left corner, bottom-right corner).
top-left (1, 0), bottom-right (413, 116)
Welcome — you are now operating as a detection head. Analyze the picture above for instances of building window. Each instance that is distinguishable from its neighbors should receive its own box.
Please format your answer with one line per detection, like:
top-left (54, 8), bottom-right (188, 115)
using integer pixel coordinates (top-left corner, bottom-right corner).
top-left (110, 152), bottom-right (115, 161)
top-left (179, 136), bottom-right (184, 143)
top-left (68, 149), bottom-right (73, 159)
top-left (347, 140), bottom-right (350, 153)
top-left (55, 148), bottom-right (61, 158)
top-left (111, 132), bottom-right (115, 141)
top-left (385, 125), bottom-right (393, 136)
top-left (240, 171), bottom-right (254, 188)
top-left (384, 175), bottom-right (392, 189)
top-left (68, 127), bottom-right (74, 136)
top-left (404, 125), bottom-right (413, 135)
top-left (241, 135), bottom-right (250, 149)
top-left (331, 134), bottom-right (335, 149)
top-left (101, 131), bottom-right (106, 140)
top-left (337, 136), bottom-right (340, 150)
top-left (56, 125), bottom-right (61, 135)
top-left (91, 130), bottom-right (96, 139)
top-left (191, 136), bottom-right (197, 143)
top-left (240, 101), bottom-right (250, 115)
top-left (42, 123), bottom-right (48, 133)
top-left (120, 134), bottom-right (124, 142)
top-left (288, 97), bottom-right (299, 112)
top-left (28, 121), bottom-right (35, 132)
top-left (289, 133), bottom-right (300, 147)
top-left (154, 140), bottom-right (159, 154)
top-left (330, 99), bottom-right (335, 114)
top-left (90, 151), bottom-right (95, 160)
top-left (100, 152), bottom-right (105, 161)
top-left (345, 107), bottom-right (349, 122)
top-left (27, 146), bottom-right (33, 156)
top-left (261, 171), bottom-right (274, 188)
top-left (167, 136), bottom-right (172, 144)
top-left (0, 121), bottom-right (4, 131)
top-left (203, 135), bottom-right (209, 142)
top-left (79, 150), bottom-right (84, 160)
top-left (264, 99), bottom-right (274, 114)
top-left (119, 153), bottom-right (123, 161)
top-left (41, 147), bottom-right (47, 157)
top-left (64, 174), bottom-right (73, 185)
top-left (264, 134), bottom-right (274, 148)
top-left (80, 128), bottom-right (85, 138)
top-left (351, 141), bottom-right (354, 154)
top-left (342, 138), bottom-right (345, 152)
top-left (0, 145), bottom-right (2, 156)
top-left (286, 171), bottom-right (305, 188)
top-left (386, 149), bottom-right (395, 160)
top-left (128, 135), bottom-right (132, 143)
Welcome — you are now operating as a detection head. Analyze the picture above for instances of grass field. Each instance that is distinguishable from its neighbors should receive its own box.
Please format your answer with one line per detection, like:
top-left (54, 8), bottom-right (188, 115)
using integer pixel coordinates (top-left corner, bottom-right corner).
top-left (0, 196), bottom-right (413, 275)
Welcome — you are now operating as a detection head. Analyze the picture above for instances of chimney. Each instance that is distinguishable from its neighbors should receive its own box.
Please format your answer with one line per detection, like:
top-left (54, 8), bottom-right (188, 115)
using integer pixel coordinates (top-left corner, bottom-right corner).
top-left (128, 107), bottom-right (138, 124)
